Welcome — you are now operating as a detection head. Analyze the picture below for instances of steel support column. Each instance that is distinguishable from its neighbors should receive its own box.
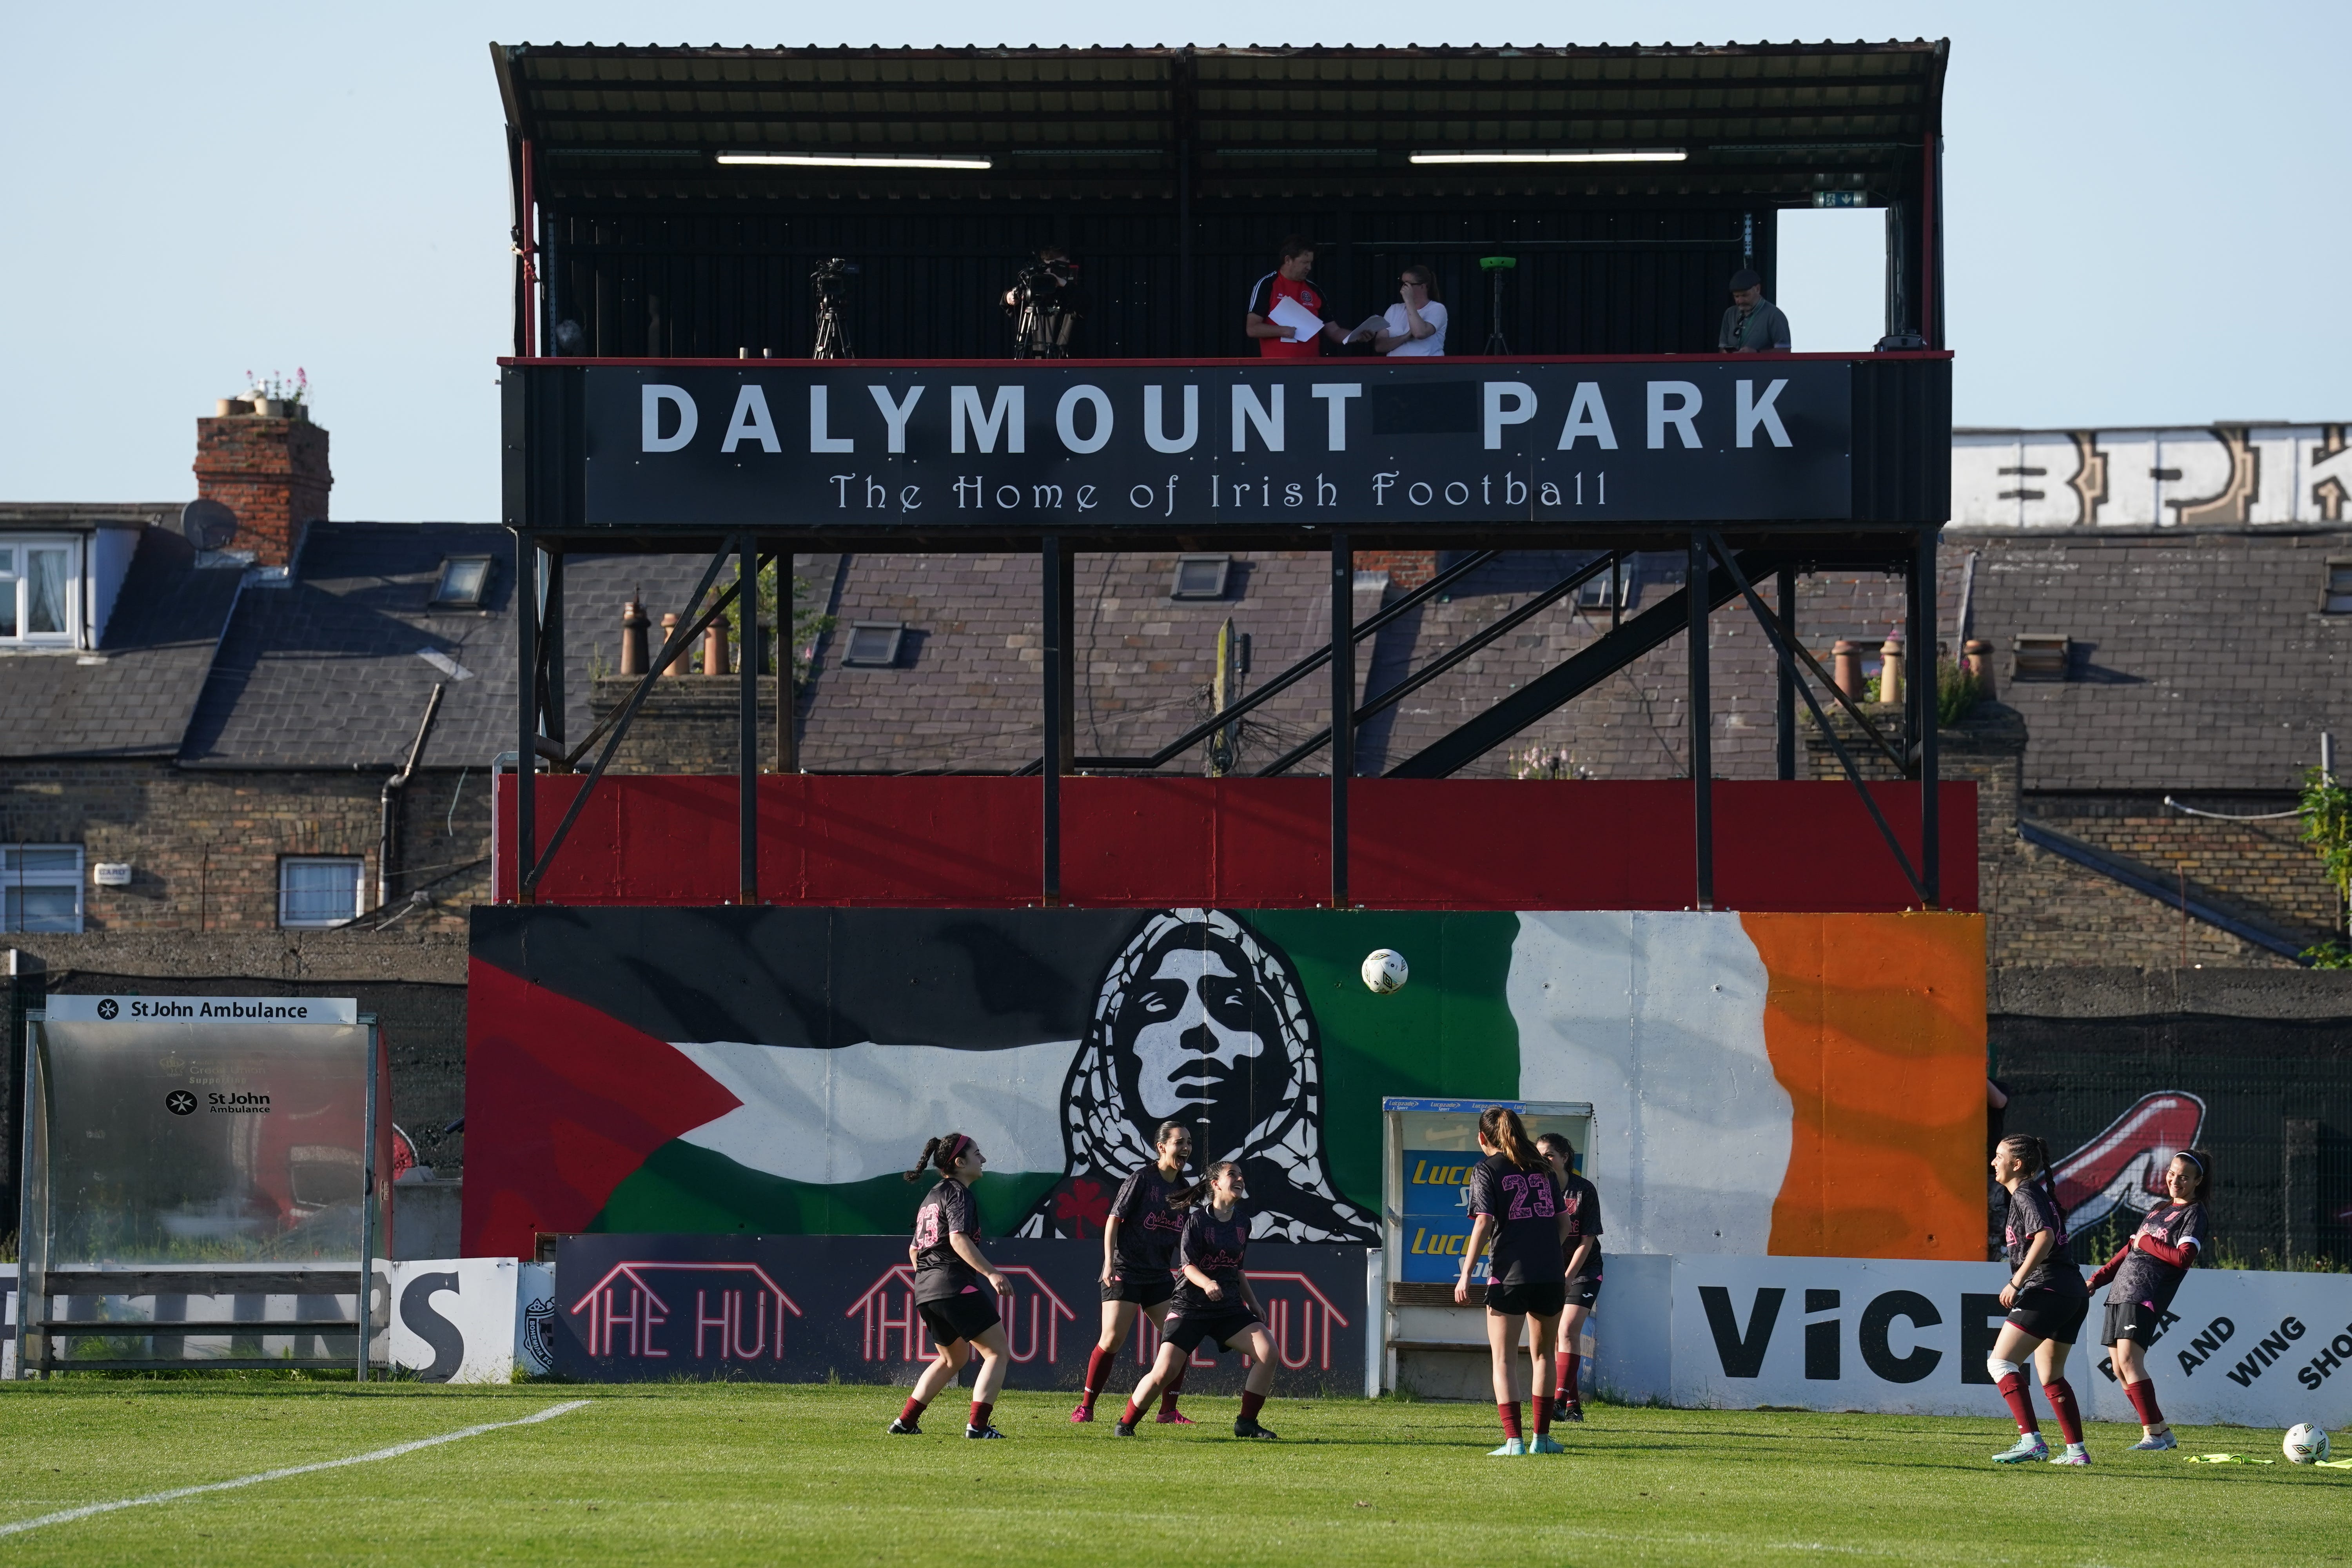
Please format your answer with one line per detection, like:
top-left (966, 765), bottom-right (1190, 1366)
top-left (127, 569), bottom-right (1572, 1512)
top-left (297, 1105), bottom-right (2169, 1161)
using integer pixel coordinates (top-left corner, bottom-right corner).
top-left (1774, 566), bottom-right (1796, 780)
top-left (513, 529), bottom-right (537, 904)
top-left (1042, 537), bottom-right (1073, 905)
top-left (738, 533), bottom-right (759, 906)
top-left (776, 550), bottom-right (797, 774)
top-left (1688, 534), bottom-right (1713, 909)
top-left (1331, 533), bottom-right (1352, 908)
top-left (1916, 526), bottom-right (1941, 906)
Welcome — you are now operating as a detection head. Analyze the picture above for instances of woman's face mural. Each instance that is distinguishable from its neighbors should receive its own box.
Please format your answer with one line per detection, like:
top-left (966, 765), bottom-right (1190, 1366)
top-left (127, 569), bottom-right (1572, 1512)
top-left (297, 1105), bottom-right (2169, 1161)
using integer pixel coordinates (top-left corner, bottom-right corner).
top-left (1115, 938), bottom-right (1290, 1154)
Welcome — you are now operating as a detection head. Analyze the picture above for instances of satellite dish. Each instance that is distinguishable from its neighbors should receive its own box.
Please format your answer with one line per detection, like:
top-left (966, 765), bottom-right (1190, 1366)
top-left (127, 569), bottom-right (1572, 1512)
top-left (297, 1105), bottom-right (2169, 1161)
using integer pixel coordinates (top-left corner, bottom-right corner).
top-left (180, 498), bottom-right (238, 552)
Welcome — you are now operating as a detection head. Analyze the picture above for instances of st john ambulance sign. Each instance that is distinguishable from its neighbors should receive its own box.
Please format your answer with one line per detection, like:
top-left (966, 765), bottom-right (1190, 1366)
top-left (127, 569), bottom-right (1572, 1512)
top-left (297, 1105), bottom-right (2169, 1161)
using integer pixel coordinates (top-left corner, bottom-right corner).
top-left (574, 362), bottom-right (1858, 528)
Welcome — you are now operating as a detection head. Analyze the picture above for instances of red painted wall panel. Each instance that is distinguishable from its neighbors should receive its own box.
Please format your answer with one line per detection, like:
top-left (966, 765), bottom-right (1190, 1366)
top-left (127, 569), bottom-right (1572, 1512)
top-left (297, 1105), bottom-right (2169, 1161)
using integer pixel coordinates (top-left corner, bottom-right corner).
top-left (497, 774), bottom-right (1977, 912)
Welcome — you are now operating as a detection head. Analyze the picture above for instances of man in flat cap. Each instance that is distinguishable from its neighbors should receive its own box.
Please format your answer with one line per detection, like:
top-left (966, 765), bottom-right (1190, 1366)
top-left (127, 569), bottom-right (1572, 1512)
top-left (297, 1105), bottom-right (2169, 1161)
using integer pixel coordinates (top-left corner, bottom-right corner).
top-left (1718, 269), bottom-right (1792, 353)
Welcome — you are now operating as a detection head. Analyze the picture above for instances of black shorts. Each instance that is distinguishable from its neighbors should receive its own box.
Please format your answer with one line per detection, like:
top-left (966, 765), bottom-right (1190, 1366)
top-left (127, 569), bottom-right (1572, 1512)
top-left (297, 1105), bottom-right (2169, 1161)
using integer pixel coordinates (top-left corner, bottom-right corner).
top-left (1486, 1279), bottom-right (1567, 1318)
top-left (1163, 1305), bottom-right (1261, 1355)
top-left (1100, 1271), bottom-right (1176, 1308)
top-left (917, 1291), bottom-right (1001, 1348)
top-left (1566, 1274), bottom-right (1602, 1311)
top-left (2005, 1285), bottom-right (2089, 1345)
top-left (2103, 1298), bottom-right (2167, 1348)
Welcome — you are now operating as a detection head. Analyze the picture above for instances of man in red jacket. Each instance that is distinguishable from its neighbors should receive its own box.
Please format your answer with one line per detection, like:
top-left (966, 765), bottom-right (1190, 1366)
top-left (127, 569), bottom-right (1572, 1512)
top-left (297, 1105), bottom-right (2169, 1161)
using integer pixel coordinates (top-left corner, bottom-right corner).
top-left (1245, 236), bottom-right (1348, 357)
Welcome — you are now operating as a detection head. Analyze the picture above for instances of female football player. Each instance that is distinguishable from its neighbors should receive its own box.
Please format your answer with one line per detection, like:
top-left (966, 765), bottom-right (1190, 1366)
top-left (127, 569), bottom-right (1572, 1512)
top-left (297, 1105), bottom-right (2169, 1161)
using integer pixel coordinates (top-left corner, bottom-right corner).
top-left (2090, 1147), bottom-right (2213, 1451)
top-left (1113, 1161), bottom-right (1281, 1440)
top-left (1456, 1108), bottom-right (1570, 1456)
top-left (1537, 1132), bottom-right (1604, 1423)
top-left (1987, 1134), bottom-right (2093, 1466)
top-left (887, 1133), bottom-right (1018, 1440)
top-left (1072, 1120), bottom-right (1195, 1424)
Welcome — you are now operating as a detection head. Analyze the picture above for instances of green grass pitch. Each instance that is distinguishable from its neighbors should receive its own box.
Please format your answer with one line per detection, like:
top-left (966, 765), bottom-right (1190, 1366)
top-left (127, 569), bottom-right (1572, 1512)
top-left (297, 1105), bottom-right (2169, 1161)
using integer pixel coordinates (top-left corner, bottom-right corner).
top-left (0, 1381), bottom-right (2343, 1564)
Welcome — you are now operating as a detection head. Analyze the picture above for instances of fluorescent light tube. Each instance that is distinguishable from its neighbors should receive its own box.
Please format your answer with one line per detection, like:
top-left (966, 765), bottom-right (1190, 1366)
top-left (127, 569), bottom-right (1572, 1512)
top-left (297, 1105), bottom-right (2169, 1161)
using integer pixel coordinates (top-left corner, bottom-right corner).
top-left (717, 152), bottom-right (993, 170)
top-left (1410, 149), bottom-right (1686, 165)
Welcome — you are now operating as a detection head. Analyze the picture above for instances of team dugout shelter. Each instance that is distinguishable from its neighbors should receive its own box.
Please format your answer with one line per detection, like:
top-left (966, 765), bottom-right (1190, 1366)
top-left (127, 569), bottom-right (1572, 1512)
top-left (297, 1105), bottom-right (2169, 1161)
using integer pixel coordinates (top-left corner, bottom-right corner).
top-left (490, 40), bottom-right (1961, 913)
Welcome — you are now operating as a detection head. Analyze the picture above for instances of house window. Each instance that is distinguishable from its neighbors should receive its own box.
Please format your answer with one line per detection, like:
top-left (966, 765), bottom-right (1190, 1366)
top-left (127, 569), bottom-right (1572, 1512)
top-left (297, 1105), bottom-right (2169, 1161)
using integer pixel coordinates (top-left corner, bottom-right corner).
top-left (279, 857), bottom-right (365, 927)
top-left (0, 537), bottom-right (78, 645)
top-left (1575, 557), bottom-right (1632, 610)
top-left (1169, 555), bottom-right (1231, 600)
top-left (430, 556), bottom-right (495, 608)
top-left (2324, 560), bottom-right (2352, 615)
top-left (840, 622), bottom-right (906, 667)
top-left (2, 844), bottom-right (84, 933)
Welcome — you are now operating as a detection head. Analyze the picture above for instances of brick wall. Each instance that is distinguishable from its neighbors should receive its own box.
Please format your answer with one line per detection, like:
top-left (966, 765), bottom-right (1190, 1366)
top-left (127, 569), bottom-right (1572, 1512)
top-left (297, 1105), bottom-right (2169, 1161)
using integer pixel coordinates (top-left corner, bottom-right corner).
top-left (0, 759), bottom-right (488, 931)
top-left (588, 675), bottom-right (783, 774)
top-left (1808, 703), bottom-right (2327, 969)
top-left (193, 411), bottom-right (331, 566)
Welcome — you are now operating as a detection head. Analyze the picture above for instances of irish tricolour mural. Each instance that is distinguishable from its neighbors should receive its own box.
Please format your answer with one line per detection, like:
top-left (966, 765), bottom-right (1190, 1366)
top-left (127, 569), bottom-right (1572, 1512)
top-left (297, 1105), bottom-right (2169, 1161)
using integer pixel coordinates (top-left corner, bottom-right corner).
top-left (463, 908), bottom-right (1986, 1262)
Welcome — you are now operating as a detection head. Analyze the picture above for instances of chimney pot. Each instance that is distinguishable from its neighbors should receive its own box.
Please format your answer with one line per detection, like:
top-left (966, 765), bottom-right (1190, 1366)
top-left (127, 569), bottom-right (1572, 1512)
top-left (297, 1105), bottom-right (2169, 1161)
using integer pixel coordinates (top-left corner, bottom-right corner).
top-left (1878, 632), bottom-right (1904, 706)
top-left (660, 613), bottom-right (689, 676)
top-left (702, 622), bottom-right (730, 676)
top-left (1962, 637), bottom-right (1994, 699)
top-left (619, 598), bottom-right (649, 675)
top-left (1831, 639), bottom-right (1863, 701)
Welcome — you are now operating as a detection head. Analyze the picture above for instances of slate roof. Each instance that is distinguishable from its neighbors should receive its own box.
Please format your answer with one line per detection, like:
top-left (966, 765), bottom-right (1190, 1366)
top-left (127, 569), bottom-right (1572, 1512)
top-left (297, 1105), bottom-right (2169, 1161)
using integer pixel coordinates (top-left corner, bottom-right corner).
top-left (0, 527), bottom-right (245, 759)
top-left (1960, 530), bottom-right (2352, 795)
top-left (180, 523), bottom-right (521, 770)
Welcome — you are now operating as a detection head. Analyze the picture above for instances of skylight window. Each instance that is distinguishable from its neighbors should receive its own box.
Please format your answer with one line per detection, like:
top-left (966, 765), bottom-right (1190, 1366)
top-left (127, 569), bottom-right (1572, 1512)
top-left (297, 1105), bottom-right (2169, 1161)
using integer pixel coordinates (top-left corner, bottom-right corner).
top-left (1169, 555), bottom-right (1231, 601)
top-left (430, 556), bottom-right (494, 609)
top-left (841, 622), bottom-right (906, 667)
top-left (2325, 561), bottom-right (2352, 614)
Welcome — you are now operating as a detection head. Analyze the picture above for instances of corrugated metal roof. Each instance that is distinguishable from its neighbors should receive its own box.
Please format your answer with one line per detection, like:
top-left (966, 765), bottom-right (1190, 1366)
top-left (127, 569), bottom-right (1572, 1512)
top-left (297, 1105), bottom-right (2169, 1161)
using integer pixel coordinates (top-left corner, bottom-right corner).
top-left (497, 42), bottom-right (1945, 200)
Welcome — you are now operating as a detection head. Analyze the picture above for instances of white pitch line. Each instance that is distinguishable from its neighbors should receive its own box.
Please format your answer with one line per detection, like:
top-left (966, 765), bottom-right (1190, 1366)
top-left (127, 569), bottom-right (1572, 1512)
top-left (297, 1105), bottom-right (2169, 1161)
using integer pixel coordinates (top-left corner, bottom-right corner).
top-left (0, 1399), bottom-right (592, 1539)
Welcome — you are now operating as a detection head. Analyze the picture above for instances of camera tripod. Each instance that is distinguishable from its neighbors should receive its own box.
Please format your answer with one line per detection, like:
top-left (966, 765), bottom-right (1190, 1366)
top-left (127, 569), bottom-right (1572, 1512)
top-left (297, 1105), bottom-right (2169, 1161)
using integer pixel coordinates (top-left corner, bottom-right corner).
top-left (1011, 296), bottom-right (1077, 359)
top-left (812, 289), bottom-right (855, 359)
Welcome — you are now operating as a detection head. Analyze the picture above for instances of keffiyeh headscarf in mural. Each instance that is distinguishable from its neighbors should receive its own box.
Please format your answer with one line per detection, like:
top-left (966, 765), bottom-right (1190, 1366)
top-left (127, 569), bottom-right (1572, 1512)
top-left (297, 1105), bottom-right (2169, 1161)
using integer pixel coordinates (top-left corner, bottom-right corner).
top-left (1019, 909), bottom-right (1376, 1243)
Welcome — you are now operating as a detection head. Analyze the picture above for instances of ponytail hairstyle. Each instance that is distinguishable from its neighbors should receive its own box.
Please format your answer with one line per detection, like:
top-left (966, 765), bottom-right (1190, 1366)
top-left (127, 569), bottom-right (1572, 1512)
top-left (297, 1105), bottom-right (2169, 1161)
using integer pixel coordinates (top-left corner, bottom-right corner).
top-left (1400, 262), bottom-right (1439, 301)
top-left (1154, 1119), bottom-right (1191, 1156)
top-left (1172, 1159), bottom-right (1243, 1210)
top-left (1481, 1107), bottom-right (1546, 1173)
top-left (1535, 1132), bottom-right (1578, 1171)
top-left (2000, 1134), bottom-right (2067, 1241)
top-left (2177, 1147), bottom-right (2214, 1201)
top-left (904, 1132), bottom-right (974, 1183)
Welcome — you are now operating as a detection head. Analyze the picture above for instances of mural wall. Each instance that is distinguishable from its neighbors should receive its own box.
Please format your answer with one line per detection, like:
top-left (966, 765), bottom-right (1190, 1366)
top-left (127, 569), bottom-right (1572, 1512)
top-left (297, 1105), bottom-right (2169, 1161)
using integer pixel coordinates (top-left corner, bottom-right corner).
top-left (1953, 423), bottom-right (2352, 530)
top-left (462, 907), bottom-right (1986, 1263)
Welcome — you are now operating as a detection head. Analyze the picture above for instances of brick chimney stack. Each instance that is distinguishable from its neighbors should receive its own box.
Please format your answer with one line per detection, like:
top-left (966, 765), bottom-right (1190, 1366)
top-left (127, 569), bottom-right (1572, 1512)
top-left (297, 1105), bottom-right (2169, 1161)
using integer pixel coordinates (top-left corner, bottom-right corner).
top-left (194, 396), bottom-right (331, 566)
top-left (1353, 550), bottom-right (1439, 589)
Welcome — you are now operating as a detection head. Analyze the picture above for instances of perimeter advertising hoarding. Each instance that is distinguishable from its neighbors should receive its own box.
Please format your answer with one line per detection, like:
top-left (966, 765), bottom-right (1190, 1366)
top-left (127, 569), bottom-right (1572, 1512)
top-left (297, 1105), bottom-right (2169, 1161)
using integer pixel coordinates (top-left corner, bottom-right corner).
top-left (546, 1234), bottom-right (1368, 1393)
top-left (1664, 1255), bottom-right (2352, 1428)
top-left (578, 362), bottom-right (1853, 528)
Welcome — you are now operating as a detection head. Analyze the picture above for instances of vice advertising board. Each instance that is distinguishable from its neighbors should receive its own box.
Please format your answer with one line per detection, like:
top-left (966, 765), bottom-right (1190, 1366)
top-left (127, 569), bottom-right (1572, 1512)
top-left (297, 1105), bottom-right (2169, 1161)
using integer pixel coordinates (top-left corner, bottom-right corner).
top-left (1670, 1255), bottom-right (2352, 1428)
top-left (579, 363), bottom-right (1853, 529)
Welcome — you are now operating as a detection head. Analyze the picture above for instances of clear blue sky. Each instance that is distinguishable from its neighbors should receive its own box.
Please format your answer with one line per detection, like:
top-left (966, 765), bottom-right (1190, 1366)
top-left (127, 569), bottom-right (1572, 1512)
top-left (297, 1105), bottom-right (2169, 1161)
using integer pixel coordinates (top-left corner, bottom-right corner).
top-left (4, 1), bottom-right (2342, 521)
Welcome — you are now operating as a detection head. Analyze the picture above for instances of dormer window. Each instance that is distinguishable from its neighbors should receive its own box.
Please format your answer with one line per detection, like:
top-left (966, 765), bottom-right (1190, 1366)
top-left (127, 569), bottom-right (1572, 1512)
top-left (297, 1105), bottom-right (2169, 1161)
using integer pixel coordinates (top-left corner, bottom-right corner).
top-left (0, 538), bottom-right (77, 645)
top-left (430, 555), bottom-right (495, 609)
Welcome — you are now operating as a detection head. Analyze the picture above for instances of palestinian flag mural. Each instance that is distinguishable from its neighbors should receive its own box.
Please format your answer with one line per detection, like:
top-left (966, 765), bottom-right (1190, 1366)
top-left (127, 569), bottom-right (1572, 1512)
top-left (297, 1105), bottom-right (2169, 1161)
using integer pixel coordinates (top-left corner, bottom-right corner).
top-left (463, 907), bottom-right (1985, 1262)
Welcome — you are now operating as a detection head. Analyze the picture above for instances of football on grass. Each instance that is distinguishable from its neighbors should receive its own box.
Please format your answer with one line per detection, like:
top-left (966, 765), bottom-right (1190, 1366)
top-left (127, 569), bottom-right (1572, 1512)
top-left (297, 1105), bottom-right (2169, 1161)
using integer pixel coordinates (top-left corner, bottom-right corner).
top-left (2284, 1423), bottom-right (2330, 1464)
top-left (1361, 949), bottom-right (1409, 994)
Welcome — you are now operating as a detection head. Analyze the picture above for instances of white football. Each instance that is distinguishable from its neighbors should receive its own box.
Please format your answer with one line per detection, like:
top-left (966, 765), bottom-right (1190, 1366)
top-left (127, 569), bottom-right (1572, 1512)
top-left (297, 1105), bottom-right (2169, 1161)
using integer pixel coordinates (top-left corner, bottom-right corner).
top-left (2284, 1423), bottom-right (2330, 1464)
top-left (1361, 949), bottom-right (1409, 994)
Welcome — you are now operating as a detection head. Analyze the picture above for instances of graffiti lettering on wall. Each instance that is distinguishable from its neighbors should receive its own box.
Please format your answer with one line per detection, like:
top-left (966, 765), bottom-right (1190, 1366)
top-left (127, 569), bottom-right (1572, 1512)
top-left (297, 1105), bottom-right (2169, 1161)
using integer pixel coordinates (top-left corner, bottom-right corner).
top-left (546, 1234), bottom-right (1364, 1388)
top-left (1954, 424), bottom-right (2352, 529)
top-left (463, 907), bottom-right (1987, 1263)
